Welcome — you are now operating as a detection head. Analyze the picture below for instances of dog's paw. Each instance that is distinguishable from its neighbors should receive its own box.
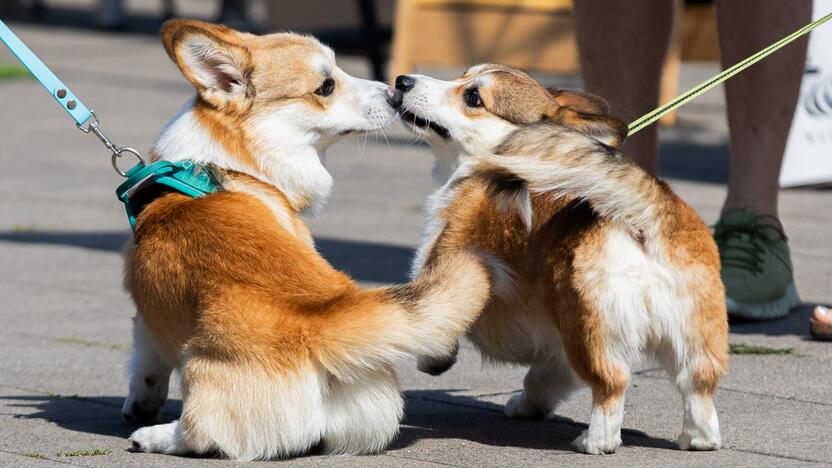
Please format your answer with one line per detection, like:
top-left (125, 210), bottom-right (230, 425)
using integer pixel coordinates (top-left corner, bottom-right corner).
top-left (572, 429), bottom-right (621, 455)
top-left (503, 392), bottom-right (552, 420)
top-left (129, 422), bottom-right (184, 454)
top-left (677, 432), bottom-right (721, 451)
top-left (417, 354), bottom-right (457, 376)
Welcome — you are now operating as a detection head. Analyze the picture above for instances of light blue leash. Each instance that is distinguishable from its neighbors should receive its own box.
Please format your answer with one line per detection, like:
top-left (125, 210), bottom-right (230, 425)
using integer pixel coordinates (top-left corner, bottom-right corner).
top-left (0, 20), bottom-right (93, 125)
top-left (0, 20), bottom-right (218, 230)
top-left (0, 19), bottom-right (144, 173)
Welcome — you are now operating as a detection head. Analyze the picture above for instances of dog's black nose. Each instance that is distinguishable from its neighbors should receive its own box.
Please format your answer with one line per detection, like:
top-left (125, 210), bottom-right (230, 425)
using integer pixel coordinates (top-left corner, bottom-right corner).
top-left (387, 89), bottom-right (403, 108)
top-left (395, 75), bottom-right (416, 92)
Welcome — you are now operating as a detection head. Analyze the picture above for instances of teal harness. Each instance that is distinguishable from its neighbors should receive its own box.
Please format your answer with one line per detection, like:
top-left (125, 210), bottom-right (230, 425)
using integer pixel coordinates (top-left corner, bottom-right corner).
top-left (116, 160), bottom-right (219, 230)
top-left (0, 20), bottom-right (218, 231)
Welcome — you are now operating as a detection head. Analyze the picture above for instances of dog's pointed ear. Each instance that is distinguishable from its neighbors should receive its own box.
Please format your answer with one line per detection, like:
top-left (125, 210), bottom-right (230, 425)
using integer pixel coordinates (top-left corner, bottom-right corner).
top-left (548, 88), bottom-right (611, 115)
top-left (544, 89), bottom-right (627, 148)
top-left (162, 19), bottom-right (253, 109)
top-left (549, 107), bottom-right (628, 148)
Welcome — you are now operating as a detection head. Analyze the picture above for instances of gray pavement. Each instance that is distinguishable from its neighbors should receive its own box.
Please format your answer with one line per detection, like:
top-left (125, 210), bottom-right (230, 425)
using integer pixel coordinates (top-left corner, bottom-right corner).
top-left (0, 21), bottom-right (830, 468)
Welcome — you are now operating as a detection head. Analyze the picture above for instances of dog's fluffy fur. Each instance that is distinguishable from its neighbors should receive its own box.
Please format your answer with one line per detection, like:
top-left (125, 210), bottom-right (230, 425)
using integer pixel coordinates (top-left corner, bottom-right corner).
top-left (122, 21), bottom-right (505, 460)
top-left (396, 64), bottom-right (729, 454)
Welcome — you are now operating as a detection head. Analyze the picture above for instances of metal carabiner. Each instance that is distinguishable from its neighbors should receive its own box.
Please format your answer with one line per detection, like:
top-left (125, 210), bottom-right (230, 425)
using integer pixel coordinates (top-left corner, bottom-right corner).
top-left (111, 147), bottom-right (145, 177)
top-left (78, 110), bottom-right (146, 177)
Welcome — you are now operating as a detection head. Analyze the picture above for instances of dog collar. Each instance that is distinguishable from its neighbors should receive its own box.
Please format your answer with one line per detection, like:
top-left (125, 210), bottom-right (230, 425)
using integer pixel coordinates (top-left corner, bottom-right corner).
top-left (115, 160), bottom-right (219, 231)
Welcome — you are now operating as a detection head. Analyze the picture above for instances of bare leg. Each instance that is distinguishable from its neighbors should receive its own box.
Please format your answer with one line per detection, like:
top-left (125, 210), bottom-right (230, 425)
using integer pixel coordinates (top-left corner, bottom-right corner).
top-left (717, 0), bottom-right (811, 218)
top-left (573, 0), bottom-right (675, 174)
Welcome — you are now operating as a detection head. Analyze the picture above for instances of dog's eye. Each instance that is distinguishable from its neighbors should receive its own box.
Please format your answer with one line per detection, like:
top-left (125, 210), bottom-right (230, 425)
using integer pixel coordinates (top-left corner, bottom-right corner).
top-left (464, 88), bottom-right (483, 108)
top-left (315, 78), bottom-right (335, 97)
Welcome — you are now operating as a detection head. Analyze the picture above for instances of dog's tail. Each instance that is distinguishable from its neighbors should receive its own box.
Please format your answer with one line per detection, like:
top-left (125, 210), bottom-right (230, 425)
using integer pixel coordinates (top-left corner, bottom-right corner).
top-left (473, 125), bottom-right (675, 249)
top-left (316, 249), bottom-right (511, 380)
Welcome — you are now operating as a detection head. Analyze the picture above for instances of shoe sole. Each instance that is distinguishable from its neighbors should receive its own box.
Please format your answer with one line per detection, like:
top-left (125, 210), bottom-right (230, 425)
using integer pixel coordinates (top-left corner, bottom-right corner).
top-left (726, 281), bottom-right (800, 320)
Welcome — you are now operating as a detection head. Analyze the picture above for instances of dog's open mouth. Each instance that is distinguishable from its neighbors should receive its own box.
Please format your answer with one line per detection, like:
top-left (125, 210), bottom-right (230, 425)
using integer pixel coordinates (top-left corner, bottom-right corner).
top-left (398, 110), bottom-right (450, 139)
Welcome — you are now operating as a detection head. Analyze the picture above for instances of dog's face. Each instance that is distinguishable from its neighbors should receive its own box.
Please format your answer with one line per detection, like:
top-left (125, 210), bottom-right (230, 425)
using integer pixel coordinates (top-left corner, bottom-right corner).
top-left (163, 20), bottom-right (396, 150)
top-left (395, 64), bottom-right (626, 166)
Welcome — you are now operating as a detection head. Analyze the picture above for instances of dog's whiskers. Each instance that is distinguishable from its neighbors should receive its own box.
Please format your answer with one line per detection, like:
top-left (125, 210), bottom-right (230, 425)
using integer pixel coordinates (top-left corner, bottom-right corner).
top-left (378, 128), bottom-right (392, 151)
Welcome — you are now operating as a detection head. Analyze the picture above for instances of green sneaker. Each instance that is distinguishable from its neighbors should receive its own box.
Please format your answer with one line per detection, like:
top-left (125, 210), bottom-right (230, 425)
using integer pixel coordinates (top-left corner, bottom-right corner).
top-left (714, 207), bottom-right (800, 320)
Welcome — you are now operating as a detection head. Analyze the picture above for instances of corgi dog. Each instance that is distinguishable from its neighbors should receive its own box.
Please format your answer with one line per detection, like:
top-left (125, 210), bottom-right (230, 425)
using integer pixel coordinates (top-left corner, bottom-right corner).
top-left (392, 64), bottom-right (729, 454)
top-left (121, 20), bottom-right (507, 460)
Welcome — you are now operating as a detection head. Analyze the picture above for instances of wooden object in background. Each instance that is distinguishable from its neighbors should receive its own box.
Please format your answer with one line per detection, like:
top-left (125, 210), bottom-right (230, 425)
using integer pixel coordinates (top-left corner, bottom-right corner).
top-left (391, 0), bottom-right (721, 128)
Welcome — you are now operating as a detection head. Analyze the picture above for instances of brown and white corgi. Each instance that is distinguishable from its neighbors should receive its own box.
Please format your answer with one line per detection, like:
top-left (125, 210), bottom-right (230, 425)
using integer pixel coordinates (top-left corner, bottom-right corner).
top-left (393, 64), bottom-right (729, 454)
top-left (122, 21), bottom-right (507, 460)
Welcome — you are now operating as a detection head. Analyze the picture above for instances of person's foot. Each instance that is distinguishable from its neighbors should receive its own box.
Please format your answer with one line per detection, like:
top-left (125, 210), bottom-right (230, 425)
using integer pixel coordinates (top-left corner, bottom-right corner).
top-left (810, 306), bottom-right (832, 341)
top-left (714, 207), bottom-right (800, 320)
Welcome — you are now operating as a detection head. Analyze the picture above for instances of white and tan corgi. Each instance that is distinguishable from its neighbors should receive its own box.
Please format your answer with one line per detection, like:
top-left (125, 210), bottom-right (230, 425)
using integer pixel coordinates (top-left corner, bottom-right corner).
top-left (121, 20), bottom-right (506, 460)
top-left (393, 64), bottom-right (729, 454)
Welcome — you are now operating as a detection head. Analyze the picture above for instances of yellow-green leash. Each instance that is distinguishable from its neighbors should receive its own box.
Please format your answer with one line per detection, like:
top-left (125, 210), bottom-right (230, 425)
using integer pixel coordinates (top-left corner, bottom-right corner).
top-left (628, 10), bottom-right (832, 136)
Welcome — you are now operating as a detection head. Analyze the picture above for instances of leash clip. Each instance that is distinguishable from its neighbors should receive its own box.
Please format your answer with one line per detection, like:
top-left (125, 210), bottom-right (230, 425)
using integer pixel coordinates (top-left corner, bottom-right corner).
top-left (77, 110), bottom-right (145, 177)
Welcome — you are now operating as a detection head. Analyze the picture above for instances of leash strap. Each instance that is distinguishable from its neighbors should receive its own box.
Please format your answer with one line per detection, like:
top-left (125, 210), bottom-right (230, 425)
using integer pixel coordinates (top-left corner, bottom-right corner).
top-left (0, 20), bottom-right (219, 232)
top-left (628, 10), bottom-right (832, 136)
top-left (0, 19), bottom-right (145, 174)
top-left (0, 20), bottom-right (93, 126)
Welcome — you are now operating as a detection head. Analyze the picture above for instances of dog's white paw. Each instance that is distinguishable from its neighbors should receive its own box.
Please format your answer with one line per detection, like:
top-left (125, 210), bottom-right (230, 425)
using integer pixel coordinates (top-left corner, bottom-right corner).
top-left (129, 422), bottom-right (186, 454)
top-left (677, 432), bottom-right (721, 451)
top-left (572, 429), bottom-right (621, 455)
top-left (503, 392), bottom-right (553, 420)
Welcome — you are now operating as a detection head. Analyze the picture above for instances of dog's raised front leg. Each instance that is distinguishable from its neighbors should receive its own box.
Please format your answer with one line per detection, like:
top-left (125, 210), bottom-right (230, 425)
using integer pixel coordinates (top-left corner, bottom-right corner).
top-left (122, 314), bottom-right (173, 425)
top-left (417, 341), bottom-right (459, 376)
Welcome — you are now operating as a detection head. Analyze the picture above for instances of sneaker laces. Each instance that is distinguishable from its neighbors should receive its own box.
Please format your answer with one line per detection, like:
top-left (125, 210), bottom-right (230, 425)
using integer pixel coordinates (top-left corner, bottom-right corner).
top-left (713, 214), bottom-right (787, 275)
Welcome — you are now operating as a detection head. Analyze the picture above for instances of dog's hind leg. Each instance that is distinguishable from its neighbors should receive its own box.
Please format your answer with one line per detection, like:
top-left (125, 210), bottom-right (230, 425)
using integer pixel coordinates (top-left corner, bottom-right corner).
top-left (174, 357), bottom-right (327, 460)
top-left (322, 366), bottom-right (403, 455)
top-left (673, 365), bottom-right (722, 451)
top-left (561, 320), bottom-right (630, 455)
top-left (656, 283), bottom-right (727, 451)
top-left (658, 339), bottom-right (725, 451)
top-left (122, 314), bottom-right (174, 425)
top-left (571, 367), bottom-right (629, 455)
top-left (504, 357), bottom-right (582, 420)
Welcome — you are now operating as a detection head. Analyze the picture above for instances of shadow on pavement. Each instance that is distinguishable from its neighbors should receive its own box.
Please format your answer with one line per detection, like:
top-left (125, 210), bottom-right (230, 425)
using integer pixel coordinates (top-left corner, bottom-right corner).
top-left (2, 394), bottom-right (178, 440)
top-left (396, 389), bottom-right (677, 452)
top-left (729, 303), bottom-right (817, 338)
top-left (3, 391), bottom-right (676, 455)
top-left (0, 230), bottom-right (414, 284)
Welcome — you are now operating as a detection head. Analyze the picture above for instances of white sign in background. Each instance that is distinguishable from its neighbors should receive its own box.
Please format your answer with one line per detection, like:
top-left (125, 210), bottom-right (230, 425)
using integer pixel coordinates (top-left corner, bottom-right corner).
top-left (780, 0), bottom-right (832, 188)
